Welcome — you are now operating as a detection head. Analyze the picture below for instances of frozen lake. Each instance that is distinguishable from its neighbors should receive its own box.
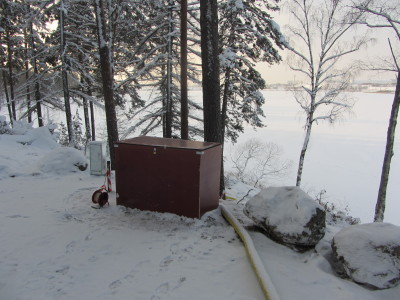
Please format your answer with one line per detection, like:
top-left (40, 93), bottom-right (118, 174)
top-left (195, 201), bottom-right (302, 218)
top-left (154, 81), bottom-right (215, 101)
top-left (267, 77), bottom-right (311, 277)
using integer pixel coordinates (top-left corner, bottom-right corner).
top-left (223, 90), bottom-right (399, 225)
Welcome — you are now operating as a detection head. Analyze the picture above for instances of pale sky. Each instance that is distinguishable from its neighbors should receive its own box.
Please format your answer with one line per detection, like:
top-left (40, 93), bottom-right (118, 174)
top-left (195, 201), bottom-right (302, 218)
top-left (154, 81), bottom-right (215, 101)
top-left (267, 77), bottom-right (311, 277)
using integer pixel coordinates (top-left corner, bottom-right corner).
top-left (259, 1), bottom-right (398, 85)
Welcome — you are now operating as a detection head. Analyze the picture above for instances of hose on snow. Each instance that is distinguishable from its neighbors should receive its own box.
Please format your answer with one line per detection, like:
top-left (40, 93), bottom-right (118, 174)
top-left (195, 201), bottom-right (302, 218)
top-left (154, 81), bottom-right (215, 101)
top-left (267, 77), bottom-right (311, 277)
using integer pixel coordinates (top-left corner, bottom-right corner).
top-left (220, 204), bottom-right (280, 300)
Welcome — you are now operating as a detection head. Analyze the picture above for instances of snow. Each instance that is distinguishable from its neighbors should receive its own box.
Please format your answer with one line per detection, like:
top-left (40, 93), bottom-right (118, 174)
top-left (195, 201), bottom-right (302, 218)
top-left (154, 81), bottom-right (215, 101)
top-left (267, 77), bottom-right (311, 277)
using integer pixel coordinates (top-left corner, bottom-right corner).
top-left (1, 124), bottom-right (399, 299)
top-left (0, 125), bottom-right (263, 300)
top-left (245, 187), bottom-right (323, 236)
top-left (228, 0), bottom-right (244, 12)
top-left (38, 147), bottom-right (88, 175)
top-left (219, 47), bottom-right (237, 68)
top-left (332, 222), bottom-right (400, 289)
top-left (224, 90), bottom-right (400, 226)
top-left (225, 180), bottom-right (400, 300)
top-left (220, 204), bottom-right (280, 300)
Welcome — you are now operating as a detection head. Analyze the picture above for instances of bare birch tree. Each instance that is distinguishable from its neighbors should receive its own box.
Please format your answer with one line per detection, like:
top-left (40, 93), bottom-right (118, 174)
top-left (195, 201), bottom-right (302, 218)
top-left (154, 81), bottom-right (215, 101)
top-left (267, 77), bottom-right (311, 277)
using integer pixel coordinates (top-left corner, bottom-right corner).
top-left (286, 0), bottom-right (367, 186)
top-left (355, 0), bottom-right (400, 222)
top-left (229, 138), bottom-right (292, 188)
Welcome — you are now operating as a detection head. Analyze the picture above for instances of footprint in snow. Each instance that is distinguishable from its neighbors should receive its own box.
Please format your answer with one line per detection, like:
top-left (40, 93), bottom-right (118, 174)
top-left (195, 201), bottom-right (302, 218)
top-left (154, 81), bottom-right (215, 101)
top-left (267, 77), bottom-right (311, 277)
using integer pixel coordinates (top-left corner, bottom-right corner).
top-left (150, 282), bottom-right (170, 300)
top-left (109, 279), bottom-right (122, 289)
top-left (55, 265), bottom-right (69, 275)
top-left (65, 241), bottom-right (76, 253)
top-left (159, 256), bottom-right (173, 268)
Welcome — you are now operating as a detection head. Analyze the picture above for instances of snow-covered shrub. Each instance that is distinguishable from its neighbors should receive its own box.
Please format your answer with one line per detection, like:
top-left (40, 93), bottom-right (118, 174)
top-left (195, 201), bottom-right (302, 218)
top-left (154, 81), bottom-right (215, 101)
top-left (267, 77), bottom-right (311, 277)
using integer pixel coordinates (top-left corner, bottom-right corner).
top-left (57, 111), bottom-right (88, 150)
top-left (228, 138), bottom-right (292, 188)
top-left (0, 115), bottom-right (10, 134)
top-left (58, 122), bottom-right (69, 146)
top-left (0, 116), bottom-right (34, 135)
top-left (314, 189), bottom-right (360, 226)
top-left (72, 110), bottom-right (89, 150)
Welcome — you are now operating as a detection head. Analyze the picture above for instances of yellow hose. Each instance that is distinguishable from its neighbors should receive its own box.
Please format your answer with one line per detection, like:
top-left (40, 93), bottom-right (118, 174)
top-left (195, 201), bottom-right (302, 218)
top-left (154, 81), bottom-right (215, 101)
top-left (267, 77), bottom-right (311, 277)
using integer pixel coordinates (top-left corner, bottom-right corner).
top-left (220, 204), bottom-right (280, 300)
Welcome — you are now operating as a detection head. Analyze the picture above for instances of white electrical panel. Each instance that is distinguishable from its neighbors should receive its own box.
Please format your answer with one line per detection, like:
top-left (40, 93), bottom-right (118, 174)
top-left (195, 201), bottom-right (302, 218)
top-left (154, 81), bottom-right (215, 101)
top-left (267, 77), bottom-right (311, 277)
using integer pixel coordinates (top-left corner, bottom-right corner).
top-left (90, 141), bottom-right (107, 175)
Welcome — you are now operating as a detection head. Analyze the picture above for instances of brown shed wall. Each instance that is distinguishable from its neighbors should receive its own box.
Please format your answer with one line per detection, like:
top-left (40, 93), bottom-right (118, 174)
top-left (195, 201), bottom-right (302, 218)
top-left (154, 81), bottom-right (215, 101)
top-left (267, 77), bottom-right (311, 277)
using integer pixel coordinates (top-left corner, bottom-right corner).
top-left (115, 137), bottom-right (221, 218)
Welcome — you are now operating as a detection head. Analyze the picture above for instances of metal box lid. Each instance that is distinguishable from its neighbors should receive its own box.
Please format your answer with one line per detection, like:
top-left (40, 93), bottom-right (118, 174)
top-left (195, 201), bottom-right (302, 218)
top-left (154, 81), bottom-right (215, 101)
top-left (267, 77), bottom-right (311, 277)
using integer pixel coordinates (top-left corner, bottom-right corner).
top-left (117, 136), bottom-right (220, 151)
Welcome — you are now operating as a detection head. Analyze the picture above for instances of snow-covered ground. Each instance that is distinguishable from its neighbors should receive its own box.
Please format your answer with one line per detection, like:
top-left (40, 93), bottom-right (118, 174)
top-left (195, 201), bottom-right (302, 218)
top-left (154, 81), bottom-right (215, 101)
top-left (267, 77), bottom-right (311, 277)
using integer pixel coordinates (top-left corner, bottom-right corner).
top-left (1, 122), bottom-right (399, 299)
top-left (0, 126), bottom-right (264, 300)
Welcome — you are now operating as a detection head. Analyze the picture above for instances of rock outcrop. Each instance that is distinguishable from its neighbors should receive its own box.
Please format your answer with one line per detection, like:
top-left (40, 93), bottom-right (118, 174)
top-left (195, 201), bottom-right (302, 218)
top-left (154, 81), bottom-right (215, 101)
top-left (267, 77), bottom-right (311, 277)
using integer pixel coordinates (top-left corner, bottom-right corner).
top-left (244, 186), bottom-right (325, 247)
top-left (331, 222), bottom-right (400, 289)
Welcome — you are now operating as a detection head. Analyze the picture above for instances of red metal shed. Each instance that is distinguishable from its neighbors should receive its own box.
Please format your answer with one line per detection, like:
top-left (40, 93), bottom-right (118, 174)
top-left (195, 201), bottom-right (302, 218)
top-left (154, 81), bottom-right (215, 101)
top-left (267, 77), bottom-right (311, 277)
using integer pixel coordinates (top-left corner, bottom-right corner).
top-left (114, 136), bottom-right (222, 218)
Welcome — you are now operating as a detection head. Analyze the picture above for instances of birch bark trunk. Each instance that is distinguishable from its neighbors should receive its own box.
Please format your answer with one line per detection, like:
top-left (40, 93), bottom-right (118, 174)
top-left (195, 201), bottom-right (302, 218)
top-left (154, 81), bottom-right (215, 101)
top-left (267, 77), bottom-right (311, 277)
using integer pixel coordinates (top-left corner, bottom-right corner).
top-left (296, 120), bottom-right (313, 187)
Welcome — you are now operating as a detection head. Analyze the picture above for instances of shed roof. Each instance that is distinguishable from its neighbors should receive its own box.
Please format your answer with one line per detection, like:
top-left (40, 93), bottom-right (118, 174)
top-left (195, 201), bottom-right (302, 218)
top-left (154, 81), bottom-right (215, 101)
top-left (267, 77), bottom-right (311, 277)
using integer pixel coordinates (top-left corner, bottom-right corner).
top-left (117, 136), bottom-right (220, 151)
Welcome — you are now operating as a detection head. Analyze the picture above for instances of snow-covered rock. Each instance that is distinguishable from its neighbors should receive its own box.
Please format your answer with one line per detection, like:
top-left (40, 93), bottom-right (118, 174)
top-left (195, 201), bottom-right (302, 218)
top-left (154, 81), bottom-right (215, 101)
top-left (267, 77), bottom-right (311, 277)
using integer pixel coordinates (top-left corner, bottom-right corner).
top-left (38, 147), bottom-right (88, 174)
top-left (243, 186), bottom-right (326, 247)
top-left (331, 222), bottom-right (400, 289)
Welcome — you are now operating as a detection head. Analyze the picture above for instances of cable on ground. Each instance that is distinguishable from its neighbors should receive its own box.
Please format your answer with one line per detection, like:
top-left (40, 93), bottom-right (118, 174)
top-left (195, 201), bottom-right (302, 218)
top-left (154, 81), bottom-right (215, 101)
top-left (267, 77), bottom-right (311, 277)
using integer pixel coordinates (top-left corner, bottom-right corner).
top-left (220, 204), bottom-right (280, 300)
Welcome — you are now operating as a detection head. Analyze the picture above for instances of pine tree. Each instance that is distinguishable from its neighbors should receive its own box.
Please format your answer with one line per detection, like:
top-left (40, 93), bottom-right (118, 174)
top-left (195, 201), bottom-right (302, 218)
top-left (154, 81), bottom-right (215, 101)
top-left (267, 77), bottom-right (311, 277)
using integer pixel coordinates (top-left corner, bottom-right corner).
top-left (19, 1), bottom-right (61, 127)
top-left (219, 0), bottom-right (285, 143)
top-left (119, 0), bottom-right (202, 139)
top-left (94, 0), bottom-right (119, 168)
top-left (200, 0), bottom-right (222, 144)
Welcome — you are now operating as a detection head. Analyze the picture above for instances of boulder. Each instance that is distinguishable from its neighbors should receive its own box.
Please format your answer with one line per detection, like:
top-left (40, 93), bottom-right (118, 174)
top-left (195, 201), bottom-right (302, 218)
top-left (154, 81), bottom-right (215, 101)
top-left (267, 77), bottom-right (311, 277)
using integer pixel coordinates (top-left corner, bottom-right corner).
top-left (243, 186), bottom-right (325, 247)
top-left (331, 222), bottom-right (400, 289)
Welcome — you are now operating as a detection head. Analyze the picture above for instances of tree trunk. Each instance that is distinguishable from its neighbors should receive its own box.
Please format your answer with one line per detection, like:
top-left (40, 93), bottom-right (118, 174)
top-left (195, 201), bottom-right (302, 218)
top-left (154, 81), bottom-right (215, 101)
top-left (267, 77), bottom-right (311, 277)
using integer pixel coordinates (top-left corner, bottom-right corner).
top-left (160, 63), bottom-right (167, 137)
top-left (83, 97), bottom-right (91, 138)
top-left (29, 16), bottom-right (43, 127)
top-left (2, 69), bottom-right (13, 127)
top-left (221, 72), bottom-right (231, 197)
top-left (90, 99), bottom-right (96, 141)
top-left (6, 27), bottom-right (16, 121)
top-left (200, 0), bottom-right (222, 144)
top-left (84, 76), bottom-right (96, 141)
top-left (180, 0), bottom-right (188, 140)
top-left (165, 0), bottom-right (173, 138)
top-left (200, 0), bottom-right (223, 193)
top-left (374, 74), bottom-right (400, 222)
top-left (24, 30), bottom-right (32, 123)
top-left (94, 0), bottom-right (119, 168)
top-left (296, 116), bottom-right (313, 187)
top-left (221, 68), bottom-right (231, 144)
top-left (60, 0), bottom-right (75, 146)
top-left (81, 77), bottom-right (92, 144)
top-left (2, 0), bottom-right (16, 121)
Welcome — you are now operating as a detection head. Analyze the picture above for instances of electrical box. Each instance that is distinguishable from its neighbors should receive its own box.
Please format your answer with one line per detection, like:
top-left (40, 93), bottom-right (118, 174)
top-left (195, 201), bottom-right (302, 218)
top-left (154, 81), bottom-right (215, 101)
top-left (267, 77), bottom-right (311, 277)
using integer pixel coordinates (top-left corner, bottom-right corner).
top-left (114, 136), bottom-right (222, 218)
top-left (90, 141), bottom-right (107, 175)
